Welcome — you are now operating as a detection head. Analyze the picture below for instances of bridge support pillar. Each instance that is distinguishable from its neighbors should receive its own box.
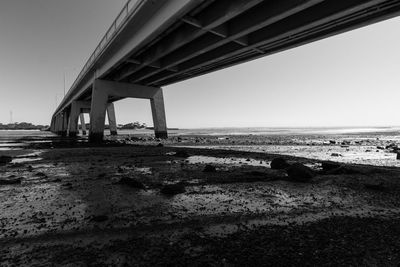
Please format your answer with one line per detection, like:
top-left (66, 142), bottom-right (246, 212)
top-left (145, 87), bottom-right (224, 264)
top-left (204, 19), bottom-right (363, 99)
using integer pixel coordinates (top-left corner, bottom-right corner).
top-left (89, 79), bottom-right (167, 142)
top-left (151, 89), bottom-right (168, 139)
top-left (54, 116), bottom-right (60, 134)
top-left (107, 103), bottom-right (118, 136)
top-left (68, 101), bottom-right (91, 137)
top-left (61, 112), bottom-right (68, 137)
top-left (80, 114), bottom-right (87, 135)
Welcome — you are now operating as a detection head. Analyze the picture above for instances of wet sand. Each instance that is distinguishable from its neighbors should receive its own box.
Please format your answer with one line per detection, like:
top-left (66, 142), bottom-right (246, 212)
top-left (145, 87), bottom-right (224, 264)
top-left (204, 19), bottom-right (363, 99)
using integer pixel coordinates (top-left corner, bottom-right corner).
top-left (1, 133), bottom-right (400, 266)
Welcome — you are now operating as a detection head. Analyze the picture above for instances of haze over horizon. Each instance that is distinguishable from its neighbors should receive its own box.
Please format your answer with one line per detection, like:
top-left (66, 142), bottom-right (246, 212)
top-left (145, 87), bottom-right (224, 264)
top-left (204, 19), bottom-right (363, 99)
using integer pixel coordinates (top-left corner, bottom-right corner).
top-left (1, 0), bottom-right (400, 128)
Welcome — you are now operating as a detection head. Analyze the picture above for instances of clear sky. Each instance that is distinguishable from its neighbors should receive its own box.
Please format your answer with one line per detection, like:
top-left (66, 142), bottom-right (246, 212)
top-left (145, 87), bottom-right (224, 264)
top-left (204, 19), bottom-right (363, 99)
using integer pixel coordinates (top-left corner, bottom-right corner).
top-left (1, 1), bottom-right (400, 128)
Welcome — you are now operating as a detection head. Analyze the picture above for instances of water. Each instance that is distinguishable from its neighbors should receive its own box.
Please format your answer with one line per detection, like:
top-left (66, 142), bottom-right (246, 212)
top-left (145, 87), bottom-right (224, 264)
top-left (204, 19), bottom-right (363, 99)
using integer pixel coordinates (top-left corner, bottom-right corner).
top-left (115, 126), bottom-right (400, 136)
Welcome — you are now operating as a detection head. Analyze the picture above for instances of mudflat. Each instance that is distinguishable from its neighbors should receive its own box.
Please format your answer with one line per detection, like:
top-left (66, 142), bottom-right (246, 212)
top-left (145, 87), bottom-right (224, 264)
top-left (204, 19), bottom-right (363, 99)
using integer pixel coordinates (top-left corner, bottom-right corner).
top-left (1, 133), bottom-right (400, 266)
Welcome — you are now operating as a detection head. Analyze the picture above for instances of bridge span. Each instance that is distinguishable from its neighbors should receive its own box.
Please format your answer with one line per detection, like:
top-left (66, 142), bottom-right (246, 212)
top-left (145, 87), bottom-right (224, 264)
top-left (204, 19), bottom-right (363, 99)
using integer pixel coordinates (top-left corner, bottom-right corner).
top-left (50, 0), bottom-right (400, 142)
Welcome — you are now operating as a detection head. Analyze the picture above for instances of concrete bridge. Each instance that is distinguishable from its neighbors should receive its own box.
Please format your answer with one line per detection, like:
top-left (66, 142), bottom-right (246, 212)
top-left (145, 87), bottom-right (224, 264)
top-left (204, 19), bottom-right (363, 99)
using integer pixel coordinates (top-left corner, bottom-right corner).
top-left (50, 0), bottom-right (400, 142)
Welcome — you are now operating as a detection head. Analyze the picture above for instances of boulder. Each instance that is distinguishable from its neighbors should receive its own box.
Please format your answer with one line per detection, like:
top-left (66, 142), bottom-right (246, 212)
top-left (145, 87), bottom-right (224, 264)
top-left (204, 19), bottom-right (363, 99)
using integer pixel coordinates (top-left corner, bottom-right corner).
top-left (270, 158), bottom-right (289, 170)
top-left (160, 183), bottom-right (186, 195)
top-left (286, 163), bottom-right (315, 182)
top-left (118, 177), bottom-right (145, 189)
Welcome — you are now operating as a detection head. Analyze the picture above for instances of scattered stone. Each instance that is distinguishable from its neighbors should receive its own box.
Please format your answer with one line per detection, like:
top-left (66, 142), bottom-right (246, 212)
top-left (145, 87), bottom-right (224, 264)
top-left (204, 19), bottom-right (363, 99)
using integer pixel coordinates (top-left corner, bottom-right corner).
top-left (270, 158), bottom-right (289, 170)
top-left (0, 156), bottom-right (12, 165)
top-left (331, 153), bottom-right (342, 157)
top-left (118, 177), bottom-right (145, 189)
top-left (286, 163), bottom-right (315, 182)
top-left (174, 150), bottom-right (190, 158)
top-left (0, 177), bottom-right (22, 185)
top-left (160, 183), bottom-right (186, 195)
top-left (203, 165), bottom-right (217, 173)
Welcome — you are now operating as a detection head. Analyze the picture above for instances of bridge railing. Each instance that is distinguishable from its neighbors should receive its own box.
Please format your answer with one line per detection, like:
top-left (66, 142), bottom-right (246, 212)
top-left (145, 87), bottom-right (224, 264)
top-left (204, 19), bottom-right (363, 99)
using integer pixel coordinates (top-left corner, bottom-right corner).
top-left (62, 0), bottom-right (143, 110)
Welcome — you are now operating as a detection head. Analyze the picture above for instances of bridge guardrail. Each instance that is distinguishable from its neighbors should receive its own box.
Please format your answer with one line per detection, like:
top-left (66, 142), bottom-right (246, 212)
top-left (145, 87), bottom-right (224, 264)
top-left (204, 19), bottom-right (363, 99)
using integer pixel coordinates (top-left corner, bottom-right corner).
top-left (58, 0), bottom-right (143, 113)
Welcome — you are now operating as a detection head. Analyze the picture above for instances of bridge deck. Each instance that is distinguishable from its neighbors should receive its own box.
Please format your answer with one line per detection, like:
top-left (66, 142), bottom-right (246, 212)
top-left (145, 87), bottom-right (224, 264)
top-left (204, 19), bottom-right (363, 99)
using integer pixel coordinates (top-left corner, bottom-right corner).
top-left (52, 0), bottom-right (400, 139)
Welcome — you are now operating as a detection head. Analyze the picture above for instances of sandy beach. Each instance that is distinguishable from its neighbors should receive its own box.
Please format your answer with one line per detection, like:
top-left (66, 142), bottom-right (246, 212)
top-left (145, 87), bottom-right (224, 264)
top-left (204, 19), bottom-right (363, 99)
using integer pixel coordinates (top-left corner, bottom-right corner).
top-left (1, 130), bottom-right (400, 266)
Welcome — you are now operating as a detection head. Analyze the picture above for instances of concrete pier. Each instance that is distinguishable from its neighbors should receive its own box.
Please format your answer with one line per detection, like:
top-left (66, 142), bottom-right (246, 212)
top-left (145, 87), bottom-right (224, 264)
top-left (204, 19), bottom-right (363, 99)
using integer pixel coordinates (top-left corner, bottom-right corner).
top-left (107, 103), bottom-right (118, 136)
top-left (67, 101), bottom-right (91, 137)
top-left (89, 79), bottom-right (167, 142)
top-left (80, 114), bottom-right (87, 135)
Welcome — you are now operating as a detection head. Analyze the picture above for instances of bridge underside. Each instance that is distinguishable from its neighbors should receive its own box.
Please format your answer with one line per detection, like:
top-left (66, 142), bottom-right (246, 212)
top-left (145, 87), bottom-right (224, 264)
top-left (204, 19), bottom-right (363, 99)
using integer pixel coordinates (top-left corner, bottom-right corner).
top-left (51, 0), bottom-right (400, 142)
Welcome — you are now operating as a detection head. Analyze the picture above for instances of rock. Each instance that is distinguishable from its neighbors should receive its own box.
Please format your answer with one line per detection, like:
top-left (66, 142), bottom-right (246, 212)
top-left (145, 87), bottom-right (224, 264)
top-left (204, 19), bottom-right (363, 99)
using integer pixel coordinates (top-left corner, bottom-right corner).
top-left (160, 183), bottom-right (186, 195)
top-left (329, 140), bottom-right (336, 144)
top-left (386, 143), bottom-right (398, 150)
top-left (286, 163), bottom-right (315, 182)
top-left (321, 161), bottom-right (342, 172)
top-left (174, 150), bottom-right (190, 158)
top-left (203, 165), bottom-right (217, 172)
top-left (377, 146), bottom-right (384, 150)
top-left (0, 156), bottom-right (12, 165)
top-left (331, 153), bottom-right (342, 157)
top-left (397, 153), bottom-right (400, 160)
top-left (270, 158), bottom-right (289, 170)
top-left (0, 177), bottom-right (22, 185)
top-left (118, 177), bottom-right (145, 189)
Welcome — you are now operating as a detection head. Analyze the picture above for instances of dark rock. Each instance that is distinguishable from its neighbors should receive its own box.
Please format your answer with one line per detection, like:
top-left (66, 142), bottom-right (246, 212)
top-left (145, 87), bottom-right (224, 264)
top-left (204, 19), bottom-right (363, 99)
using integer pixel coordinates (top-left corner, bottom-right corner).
top-left (329, 140), bottom-right (336, 144)
top-left (286, 163), bottom-right (315, 182)
top-left (91, 215), bottom-right (109, 222)
top-left (0, 178), bottom-right (22, 185)
top-left (118, 177), bottom-right (145, 189)
top-left (377, 146), bottom-right (384, 150)
top-left (321, 161), bottom-right (342, 172)
top-left (397, 153), bottom-right (400, 160)
top-left (160, 183), bottom-right (186, 195)
top-left (174, 150), bottom-right (190, 158)
top-left (270, 158), bottom-right (289, 170)
top-left (203, 165), bottom-right (217, 172)
top-left (386, 143), bottom-right (398, 150)
top-left (331, 153), bottom-right (342, 157)
top-left (0, 156), bottom-right (12, 165)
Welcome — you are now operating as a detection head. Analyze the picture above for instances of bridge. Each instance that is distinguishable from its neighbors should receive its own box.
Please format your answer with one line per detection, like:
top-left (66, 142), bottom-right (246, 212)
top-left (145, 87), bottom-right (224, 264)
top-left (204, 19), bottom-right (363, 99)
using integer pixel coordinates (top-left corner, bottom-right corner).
top-left (50, 0), bottom-right (400, 142)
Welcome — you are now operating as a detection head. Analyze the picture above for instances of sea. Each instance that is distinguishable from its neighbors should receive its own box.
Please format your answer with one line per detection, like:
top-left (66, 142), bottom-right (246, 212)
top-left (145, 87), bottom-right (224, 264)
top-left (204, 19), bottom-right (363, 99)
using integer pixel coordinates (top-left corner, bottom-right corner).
top-left (1, 126), bottom-right (400, 139)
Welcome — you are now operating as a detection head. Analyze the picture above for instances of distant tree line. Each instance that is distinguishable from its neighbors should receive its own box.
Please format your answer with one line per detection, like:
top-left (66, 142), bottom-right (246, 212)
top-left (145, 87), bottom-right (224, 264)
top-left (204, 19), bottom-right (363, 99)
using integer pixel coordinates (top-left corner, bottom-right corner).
top-left (80, 122), bottom-right (148, 130)
top-left (0, 122), bottom-right (48, 130)
top-left (119, 122), bottom-right (147, 129)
